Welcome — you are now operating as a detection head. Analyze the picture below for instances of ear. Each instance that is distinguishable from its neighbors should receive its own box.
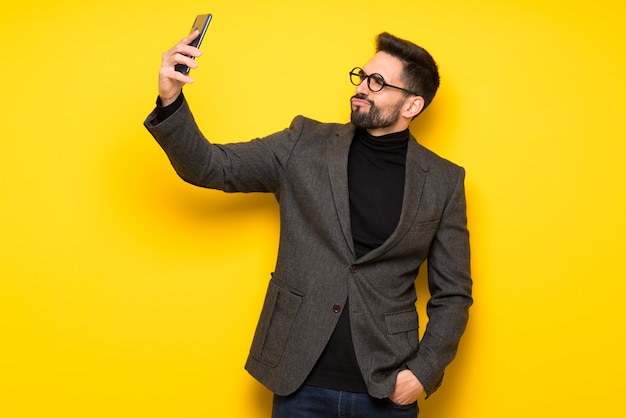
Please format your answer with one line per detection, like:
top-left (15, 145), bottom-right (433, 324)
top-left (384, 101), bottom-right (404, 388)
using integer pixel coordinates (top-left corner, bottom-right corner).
top-left (403, 96), bottom-right (425, 119)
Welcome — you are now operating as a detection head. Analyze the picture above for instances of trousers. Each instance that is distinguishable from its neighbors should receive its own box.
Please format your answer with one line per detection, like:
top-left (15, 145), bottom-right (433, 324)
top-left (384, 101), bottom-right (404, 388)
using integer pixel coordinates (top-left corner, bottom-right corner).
top-left (271, 385), bottom-right (418, 418)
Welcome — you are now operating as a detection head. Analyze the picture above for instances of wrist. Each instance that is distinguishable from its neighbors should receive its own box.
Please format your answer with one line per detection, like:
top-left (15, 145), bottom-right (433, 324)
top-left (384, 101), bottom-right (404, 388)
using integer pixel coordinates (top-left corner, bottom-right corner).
top-left (159, 93), bottom-right (180, 107)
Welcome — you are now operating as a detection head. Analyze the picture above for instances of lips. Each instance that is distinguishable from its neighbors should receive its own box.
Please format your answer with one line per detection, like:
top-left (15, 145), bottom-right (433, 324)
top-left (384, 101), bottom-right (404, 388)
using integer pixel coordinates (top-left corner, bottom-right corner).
top-left (351, 96), bottom-right (372, 107)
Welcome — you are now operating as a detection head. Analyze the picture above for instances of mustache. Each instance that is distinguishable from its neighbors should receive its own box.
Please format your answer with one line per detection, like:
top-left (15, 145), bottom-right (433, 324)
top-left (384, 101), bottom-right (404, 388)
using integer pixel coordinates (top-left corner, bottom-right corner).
top-left (351, 93), bottom-right (374, 105)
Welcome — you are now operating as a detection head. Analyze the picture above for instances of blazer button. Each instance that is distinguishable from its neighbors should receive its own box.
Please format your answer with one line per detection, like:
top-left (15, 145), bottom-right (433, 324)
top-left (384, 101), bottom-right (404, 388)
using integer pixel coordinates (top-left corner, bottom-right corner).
top-left (349, 265), bottom-right (357, 273)
top-left (332, 304), bottom-right (341, 313)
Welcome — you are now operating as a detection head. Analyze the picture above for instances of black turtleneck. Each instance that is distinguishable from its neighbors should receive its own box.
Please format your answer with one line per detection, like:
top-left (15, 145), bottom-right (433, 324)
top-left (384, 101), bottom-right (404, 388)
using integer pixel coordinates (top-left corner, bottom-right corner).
top-left (305, 127), bottom-right (410, 392)
top-left (349, 128), bottom-right (409, 259)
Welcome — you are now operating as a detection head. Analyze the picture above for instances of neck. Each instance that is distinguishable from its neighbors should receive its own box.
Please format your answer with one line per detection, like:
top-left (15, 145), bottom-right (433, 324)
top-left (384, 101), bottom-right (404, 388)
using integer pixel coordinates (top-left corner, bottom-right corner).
top-left (365, 121), bottom-right (411, 137)
top-left (357, 128), bottom-right (410, 143)
top-left (366, 127), bottom-right (404, 137)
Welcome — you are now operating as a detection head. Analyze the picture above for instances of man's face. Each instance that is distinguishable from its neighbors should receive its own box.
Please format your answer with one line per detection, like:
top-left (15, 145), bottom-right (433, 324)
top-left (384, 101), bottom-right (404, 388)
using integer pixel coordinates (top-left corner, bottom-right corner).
top-left (350, 92), bottom-right (405, 132)
top-left (350, 52), bottom-right (411, 135)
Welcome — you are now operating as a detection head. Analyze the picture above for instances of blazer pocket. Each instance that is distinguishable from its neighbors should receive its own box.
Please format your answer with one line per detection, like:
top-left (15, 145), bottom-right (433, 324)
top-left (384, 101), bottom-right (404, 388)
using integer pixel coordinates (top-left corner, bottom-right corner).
top-left (385, 309), bottom-right (419, 352)
top-left (409, 220), bottom-right (440, 233)
top-left (404, 220), bottom-right (440, 253)
top-left (250, 277), bottom-right (303, 367)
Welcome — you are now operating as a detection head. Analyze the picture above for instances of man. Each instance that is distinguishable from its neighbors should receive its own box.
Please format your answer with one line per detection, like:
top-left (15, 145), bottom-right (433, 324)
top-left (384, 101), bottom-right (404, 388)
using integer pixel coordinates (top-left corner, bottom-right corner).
top-left (145, 30), bottom-right (472, 418)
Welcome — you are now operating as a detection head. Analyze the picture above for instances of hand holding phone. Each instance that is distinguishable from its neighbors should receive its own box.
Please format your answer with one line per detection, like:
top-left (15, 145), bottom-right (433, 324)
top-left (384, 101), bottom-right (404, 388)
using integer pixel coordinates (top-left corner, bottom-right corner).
top-left (174, 14), bottom-right (212, 75)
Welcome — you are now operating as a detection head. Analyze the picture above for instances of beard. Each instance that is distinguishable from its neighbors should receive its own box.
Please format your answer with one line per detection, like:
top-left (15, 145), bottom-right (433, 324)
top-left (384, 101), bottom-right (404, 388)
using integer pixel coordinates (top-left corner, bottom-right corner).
top-left (350, 94), bottom-right (404, 130)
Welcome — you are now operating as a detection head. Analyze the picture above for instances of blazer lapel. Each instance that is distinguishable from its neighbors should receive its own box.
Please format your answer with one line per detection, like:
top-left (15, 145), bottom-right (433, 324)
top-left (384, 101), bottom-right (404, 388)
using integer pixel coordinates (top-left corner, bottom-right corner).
top-left (359, 137), bottom-right (429, 263)
top-left (327, 123), bottom-right (356, 256)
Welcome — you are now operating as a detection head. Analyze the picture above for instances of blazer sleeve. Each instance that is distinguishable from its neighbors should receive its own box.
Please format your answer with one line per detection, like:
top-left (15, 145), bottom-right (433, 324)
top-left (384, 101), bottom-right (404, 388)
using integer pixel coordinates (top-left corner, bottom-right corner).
top-left (407, 166), bottom-right (473, 396)
top-left (144, 97), bottom-right (302, 194)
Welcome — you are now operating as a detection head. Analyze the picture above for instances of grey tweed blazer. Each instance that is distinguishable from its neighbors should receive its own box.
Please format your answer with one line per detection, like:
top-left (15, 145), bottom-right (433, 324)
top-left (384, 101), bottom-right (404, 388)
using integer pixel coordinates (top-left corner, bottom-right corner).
top-left (145, 98), bottom-right (473, 398)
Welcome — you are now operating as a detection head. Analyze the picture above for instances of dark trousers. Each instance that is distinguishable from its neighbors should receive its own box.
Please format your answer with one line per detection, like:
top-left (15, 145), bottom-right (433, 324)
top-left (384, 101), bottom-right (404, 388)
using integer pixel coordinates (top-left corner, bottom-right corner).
top-left (272, 385), bottom-right (418, 418)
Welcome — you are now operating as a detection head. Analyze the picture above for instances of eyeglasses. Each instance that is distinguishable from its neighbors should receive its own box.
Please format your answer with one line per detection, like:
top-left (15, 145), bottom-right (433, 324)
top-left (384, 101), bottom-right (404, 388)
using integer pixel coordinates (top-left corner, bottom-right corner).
top-left (349, 67), bottom-right (419, 96)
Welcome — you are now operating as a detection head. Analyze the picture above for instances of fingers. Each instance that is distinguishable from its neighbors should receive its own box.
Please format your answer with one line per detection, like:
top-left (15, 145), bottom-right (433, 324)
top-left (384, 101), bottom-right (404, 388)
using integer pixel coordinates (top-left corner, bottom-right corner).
top-left (158, 31), bottom-right (204, 105)
top-left (162, 31), bottom-right (202, 71)
top-left (182, 29), bottom-right (201, 46)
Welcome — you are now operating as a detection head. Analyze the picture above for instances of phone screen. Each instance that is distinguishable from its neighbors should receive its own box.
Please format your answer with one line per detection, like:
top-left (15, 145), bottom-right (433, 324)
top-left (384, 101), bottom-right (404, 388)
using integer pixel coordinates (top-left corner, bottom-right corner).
top-left (175, 14), bottom-right (212, 75)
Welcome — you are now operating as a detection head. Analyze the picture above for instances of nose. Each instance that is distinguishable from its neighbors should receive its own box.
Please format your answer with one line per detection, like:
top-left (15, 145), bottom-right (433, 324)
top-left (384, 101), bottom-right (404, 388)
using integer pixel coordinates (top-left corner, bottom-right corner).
top-left (355, 78), bottom-right (369, 95)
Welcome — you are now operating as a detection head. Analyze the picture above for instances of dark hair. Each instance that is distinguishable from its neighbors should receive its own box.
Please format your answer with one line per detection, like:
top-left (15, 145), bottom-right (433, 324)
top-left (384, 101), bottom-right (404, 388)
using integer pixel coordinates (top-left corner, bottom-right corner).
top-left (375, 32), bottom-right (440, 110)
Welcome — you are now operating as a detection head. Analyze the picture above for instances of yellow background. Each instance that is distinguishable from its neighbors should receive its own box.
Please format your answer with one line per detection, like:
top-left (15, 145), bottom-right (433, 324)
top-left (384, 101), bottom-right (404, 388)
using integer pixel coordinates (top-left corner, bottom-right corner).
top-left (1, 0), bottom-right (625, 416)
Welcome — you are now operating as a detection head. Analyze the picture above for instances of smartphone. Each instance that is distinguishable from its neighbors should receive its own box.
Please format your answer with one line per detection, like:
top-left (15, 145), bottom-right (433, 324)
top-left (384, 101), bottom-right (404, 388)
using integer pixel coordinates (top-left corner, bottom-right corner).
top-left (174, 13), bottom-right (212, 75)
